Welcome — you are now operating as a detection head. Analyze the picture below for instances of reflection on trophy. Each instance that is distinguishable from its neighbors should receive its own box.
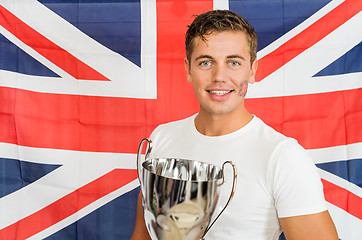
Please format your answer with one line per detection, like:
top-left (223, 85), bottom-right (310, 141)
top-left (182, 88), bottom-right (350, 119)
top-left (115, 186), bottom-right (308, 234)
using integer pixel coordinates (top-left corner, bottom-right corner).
top-left (137, 138), bottom-right (237, 240)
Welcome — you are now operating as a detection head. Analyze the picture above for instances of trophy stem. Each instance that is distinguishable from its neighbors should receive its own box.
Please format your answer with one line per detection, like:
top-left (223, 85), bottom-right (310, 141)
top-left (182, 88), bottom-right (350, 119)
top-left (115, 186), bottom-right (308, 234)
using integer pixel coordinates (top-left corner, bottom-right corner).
top-left (200, 161), bottom-right (237, 239)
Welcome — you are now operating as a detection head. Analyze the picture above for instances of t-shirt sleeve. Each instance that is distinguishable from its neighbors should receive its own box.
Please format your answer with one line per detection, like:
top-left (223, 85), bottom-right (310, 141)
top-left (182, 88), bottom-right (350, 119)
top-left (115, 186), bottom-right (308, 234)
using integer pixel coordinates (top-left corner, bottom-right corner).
top-left (268, 139), bottom-right (327, 218)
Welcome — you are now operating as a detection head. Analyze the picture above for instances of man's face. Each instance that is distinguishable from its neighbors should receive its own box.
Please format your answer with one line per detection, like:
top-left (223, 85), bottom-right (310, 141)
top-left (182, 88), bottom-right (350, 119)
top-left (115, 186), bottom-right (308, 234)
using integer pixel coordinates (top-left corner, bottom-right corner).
top-left (184, 31), bottom-right (258, 117)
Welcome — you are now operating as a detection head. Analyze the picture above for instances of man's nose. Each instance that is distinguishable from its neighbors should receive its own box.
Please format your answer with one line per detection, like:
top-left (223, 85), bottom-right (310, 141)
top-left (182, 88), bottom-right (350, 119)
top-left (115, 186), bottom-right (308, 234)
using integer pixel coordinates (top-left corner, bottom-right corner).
top-left (212, 64), bottom-right (227, 82)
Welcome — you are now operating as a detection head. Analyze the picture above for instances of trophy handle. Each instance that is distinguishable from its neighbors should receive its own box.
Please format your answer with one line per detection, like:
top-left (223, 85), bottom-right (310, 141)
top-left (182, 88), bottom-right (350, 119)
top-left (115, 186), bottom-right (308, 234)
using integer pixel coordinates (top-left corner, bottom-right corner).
top-left (201, 161), bottom-right (237, 239)
top-left (137, 138), bottom-right (152, 189)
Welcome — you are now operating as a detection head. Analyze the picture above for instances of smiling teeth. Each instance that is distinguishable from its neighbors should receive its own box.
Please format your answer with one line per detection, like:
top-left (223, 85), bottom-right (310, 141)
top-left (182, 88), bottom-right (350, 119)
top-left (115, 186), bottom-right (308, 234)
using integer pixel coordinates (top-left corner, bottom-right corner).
top-left (209, 90), bottom-right (230, 95)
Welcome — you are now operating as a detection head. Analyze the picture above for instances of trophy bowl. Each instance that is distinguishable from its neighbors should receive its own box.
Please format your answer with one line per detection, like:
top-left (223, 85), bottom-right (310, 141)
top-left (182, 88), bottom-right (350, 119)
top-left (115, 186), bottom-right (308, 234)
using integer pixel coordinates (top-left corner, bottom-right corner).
top-left (137, 138), bottom-right (237, 240)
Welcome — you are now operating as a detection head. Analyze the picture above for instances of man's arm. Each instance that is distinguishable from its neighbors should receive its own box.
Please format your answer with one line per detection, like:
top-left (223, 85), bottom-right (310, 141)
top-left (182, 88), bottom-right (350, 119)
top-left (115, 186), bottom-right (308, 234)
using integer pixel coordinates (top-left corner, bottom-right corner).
top-left (130, 192), bottom-right (152, 240)
top-left (280, 210), bottom-right (338, 240)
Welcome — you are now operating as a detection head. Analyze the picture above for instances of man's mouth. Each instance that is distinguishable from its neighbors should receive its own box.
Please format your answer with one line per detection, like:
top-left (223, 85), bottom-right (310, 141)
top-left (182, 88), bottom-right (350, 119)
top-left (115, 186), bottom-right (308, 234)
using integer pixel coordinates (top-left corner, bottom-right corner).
top-left (207, 90), bottom-right (233, 95)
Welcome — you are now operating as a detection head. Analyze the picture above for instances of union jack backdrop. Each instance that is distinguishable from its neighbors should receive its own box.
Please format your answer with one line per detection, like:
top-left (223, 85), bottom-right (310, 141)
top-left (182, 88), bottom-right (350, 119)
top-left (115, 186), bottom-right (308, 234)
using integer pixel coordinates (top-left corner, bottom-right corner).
top-left (0, 0), bottom-right (361, 239)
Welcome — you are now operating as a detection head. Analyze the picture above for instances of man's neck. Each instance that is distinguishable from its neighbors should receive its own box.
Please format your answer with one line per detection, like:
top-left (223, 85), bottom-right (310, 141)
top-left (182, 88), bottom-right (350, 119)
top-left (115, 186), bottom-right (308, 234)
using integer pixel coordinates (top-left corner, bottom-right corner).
top-left (194, 108), bottom-right (253, 136)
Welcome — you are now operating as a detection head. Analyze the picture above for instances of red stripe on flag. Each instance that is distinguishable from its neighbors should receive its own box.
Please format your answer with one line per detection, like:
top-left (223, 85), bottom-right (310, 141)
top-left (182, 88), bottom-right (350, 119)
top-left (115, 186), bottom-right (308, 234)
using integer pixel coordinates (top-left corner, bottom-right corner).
top-left (255, 0), bottom-right (362, 82)
top-left (0, 5), bottom-right (109, 81)
top-left (0, 169), bottom-right (138, 239)
top-left (322, 179), bottom-right (362, 220)
top-left (246, 88), bottom-right (362, 149)
top-left (0, 87), bottom-right (361, 152)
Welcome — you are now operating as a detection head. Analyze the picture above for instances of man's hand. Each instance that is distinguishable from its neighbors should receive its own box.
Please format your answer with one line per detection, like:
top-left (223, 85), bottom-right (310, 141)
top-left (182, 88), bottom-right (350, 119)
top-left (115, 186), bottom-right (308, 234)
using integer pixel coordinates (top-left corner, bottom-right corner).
top-left (130, 192), bottom-right (152, 240)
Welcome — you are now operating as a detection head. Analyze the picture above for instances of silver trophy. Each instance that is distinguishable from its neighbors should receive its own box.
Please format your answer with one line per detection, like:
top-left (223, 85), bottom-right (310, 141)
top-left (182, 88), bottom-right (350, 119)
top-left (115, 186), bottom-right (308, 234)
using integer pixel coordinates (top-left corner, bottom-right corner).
top-left (137, 138), bottom-right (237, 240)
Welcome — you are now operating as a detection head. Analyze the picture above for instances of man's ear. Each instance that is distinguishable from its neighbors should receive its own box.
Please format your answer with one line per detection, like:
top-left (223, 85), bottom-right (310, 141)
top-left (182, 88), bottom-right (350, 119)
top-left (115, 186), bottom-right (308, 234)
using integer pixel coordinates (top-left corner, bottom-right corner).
top-left (248, 59), bottom-right (258, 84)
top-left (184, 58), bottom-right (192, 83)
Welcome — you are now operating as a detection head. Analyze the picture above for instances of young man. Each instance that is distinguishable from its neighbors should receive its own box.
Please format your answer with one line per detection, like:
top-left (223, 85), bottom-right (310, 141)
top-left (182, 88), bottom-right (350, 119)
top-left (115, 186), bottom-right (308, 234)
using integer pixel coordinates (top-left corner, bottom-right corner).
top-left (131, 10), bottom-right (338, 239)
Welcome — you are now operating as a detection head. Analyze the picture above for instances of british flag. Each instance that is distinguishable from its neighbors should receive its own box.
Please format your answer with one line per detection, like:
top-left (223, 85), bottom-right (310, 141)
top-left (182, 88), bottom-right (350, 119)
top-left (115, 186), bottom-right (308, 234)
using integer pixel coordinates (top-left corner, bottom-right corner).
top-left (0, 0), bottom-right (360, 239)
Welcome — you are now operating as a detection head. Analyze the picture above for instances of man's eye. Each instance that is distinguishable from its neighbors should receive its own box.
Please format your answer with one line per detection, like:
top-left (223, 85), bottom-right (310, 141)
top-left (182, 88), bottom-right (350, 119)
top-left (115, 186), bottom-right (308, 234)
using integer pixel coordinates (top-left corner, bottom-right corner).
top-left (229, 61), bottom-right (240, 66)
top-left (200, 61), bottom-right (211, 67)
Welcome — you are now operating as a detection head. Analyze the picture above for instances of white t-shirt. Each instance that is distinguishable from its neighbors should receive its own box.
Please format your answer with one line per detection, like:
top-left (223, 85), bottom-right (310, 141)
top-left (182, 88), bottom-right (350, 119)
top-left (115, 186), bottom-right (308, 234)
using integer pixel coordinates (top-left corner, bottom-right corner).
top-left (149, 114), bottom-right (327, 239)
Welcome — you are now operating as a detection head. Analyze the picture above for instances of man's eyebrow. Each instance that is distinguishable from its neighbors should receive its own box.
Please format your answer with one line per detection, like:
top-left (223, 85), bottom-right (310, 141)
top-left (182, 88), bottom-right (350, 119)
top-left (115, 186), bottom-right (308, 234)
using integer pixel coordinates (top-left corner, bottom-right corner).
top-left (194, 54), bottom-right (246, 61)
top-left (195, 55), bottom-right (213, 61)
top-left (227, 55), bottom-right (246, 60)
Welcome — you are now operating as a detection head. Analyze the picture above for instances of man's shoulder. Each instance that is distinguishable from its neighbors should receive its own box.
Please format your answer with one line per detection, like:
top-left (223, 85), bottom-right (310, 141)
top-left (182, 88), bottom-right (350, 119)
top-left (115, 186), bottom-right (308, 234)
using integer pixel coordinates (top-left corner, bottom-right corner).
top-left (251, 116), bottom-right (307, 155)
top-left (157, 114), bottom-right (195, 130)
top-left (151, 114), bottom-right (196, 138)
top-left (253, 116), bottom-right (288, 141)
